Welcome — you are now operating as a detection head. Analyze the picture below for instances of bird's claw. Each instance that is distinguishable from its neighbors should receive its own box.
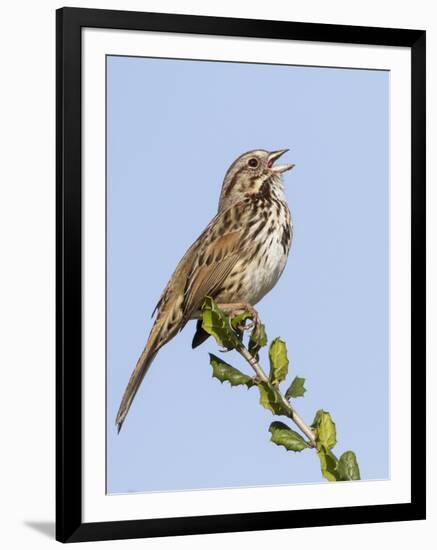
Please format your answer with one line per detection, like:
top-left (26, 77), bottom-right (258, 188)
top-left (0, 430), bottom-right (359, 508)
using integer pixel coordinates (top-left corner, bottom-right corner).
top-left (238, 320), bottom-right (254, 332)
top-left (243, 306), bottom-right (260, 332)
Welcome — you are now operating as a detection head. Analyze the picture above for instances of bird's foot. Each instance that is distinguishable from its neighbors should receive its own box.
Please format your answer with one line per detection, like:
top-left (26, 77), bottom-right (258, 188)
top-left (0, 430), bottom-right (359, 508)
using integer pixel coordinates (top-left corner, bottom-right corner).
top-left (216, 302), bottom-right (260, 332)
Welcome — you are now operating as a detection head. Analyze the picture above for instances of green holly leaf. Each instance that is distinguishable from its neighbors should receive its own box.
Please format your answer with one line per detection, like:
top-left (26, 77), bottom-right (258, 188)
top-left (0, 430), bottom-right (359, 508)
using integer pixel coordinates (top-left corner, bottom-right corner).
top-left (269, 421), bottom-right (310, 452)
top-left (248, 323), bottom-right (268, 356)
top-left (337, 451), bottom-right (361, 481)
top-left (201, 297), bottom-right (239, 350)
top-left (209, 353), bottom-right (254, 388)
top-left (268, 338), bottom-right (289, 385)
top-left (311, 410), bottom-right (341, 481)
top-left (311, 410), bottom-right (337, 450)
top-left (316, 445), bottom-right (341, 481)
top-left (258, 382), bottom-right (290, 416)
top-left (285, 376), bottom-right (306, 399)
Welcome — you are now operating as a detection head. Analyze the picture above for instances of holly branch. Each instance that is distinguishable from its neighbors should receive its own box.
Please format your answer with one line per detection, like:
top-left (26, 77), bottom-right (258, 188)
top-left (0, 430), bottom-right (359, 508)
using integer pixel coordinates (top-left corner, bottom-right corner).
top-left (201, 297), bottom-right (360, 482)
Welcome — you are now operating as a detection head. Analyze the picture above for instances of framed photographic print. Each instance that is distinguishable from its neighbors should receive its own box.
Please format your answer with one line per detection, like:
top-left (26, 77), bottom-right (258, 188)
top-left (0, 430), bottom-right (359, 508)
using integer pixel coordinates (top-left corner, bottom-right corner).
top-left (56, 7), bottom-right (426, 543)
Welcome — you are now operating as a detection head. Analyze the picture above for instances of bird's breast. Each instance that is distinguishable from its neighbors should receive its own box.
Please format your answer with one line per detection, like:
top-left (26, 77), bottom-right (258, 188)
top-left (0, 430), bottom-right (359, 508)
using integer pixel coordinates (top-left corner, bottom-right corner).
top-left (246, 219), bottom-right (292, 305)
top-left (218, 201), bottom-right (292, 306)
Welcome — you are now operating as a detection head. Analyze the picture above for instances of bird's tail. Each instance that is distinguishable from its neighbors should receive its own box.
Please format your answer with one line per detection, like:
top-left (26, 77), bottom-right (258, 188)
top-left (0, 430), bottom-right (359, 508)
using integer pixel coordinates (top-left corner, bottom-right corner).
top-left (115, 319), bottom-right (166, 433)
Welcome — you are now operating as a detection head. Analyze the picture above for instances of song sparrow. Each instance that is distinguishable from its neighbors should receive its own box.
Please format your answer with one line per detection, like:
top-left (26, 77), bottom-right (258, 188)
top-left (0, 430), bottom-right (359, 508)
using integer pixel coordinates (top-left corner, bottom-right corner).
top-left (116, 149), bottom-right (294, 432)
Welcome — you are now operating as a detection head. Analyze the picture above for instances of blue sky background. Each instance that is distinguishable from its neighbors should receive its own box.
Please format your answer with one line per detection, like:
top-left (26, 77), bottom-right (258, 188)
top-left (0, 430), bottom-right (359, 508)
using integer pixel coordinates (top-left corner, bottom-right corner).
top-left (106, 56), bottom-right (389, 494)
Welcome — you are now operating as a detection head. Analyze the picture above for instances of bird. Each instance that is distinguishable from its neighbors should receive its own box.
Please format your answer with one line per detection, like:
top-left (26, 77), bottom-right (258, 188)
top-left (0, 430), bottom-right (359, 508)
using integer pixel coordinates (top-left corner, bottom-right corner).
top-left (116, 149), bottom-right (295, 432)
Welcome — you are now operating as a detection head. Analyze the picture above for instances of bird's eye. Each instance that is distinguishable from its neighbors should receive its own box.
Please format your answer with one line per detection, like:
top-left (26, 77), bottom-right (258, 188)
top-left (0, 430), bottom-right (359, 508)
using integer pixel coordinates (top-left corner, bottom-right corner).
top-left (248, 158), bottom-right (259, 168)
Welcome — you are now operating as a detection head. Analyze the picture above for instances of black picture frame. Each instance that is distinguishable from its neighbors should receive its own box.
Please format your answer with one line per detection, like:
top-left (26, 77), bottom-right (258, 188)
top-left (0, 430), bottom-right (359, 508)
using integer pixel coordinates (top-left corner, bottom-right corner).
top-left (56, 6), bottom-right (426, 543)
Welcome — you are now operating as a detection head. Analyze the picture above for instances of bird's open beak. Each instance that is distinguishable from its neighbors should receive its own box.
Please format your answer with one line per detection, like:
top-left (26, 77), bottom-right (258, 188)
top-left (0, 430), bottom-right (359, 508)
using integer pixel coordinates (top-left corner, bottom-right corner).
top-left (268, 149), bottom-right (295, 173)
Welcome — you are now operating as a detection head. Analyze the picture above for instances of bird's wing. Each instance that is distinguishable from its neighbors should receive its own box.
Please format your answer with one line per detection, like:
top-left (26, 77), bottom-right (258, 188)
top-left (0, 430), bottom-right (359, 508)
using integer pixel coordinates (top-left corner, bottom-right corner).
top-left (181, 227), bottom-right (243, 322)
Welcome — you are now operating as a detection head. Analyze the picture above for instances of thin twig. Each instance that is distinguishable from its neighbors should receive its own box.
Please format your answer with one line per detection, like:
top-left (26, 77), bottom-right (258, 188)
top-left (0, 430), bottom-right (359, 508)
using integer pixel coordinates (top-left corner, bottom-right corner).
top-left (236, 342), bottom-right (316, 447)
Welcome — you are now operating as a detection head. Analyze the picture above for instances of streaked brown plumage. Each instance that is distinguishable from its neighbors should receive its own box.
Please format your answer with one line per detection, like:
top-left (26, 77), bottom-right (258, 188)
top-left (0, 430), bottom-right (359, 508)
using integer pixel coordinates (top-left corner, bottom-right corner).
top-left (116, 149), bottom-right (294, 432)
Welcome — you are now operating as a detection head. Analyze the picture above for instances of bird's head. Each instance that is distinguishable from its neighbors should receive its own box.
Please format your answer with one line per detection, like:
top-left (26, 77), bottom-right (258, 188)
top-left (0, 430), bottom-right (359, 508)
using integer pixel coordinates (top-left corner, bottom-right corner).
top-left (218, 149), bottom-right (294, 212)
